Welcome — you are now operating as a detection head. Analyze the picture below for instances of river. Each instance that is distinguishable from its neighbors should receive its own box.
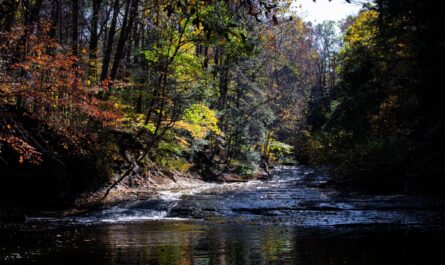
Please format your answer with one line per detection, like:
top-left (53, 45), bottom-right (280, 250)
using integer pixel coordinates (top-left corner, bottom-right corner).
top-left (1, 166), bottom-right (444, 264)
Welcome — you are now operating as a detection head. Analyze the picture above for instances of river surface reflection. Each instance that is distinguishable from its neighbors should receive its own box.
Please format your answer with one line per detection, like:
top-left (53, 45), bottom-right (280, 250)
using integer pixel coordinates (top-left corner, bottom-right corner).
top-left (1, 222), bottom-right (444, 264)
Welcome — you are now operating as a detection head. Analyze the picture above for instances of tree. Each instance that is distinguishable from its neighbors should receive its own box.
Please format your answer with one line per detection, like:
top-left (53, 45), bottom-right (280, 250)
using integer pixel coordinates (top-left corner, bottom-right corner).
top-left (298, 0), bottom-right (445, 194)
top-left (71, 0), bottom-right (79, 54)
top-left (100, 0), bottom-right (121, 82)
top-left (89, 0), bottom-right (102, 82)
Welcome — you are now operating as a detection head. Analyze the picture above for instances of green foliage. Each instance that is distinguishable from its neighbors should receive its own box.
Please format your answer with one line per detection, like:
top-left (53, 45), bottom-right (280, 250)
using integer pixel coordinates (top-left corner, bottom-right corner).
top-left (228, 147), bottom-right (261, 175)
top-left (269, 140), bottom-right (293, 161)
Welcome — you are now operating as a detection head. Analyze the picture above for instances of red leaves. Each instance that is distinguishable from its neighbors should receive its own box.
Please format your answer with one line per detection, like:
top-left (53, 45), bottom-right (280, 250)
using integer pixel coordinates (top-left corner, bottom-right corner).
top-left (2, 135), bottom-right (42, 165)
top-left (100, 78), bottom-right (113, 92)
top-left (1, 23), bottom-right (122, 163)
top-left (8, 25), bottom-right (120, 122)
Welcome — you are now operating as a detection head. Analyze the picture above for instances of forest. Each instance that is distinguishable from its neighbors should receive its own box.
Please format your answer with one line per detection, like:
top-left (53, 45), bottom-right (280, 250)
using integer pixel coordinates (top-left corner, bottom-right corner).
top-left (0, 0), bottom-right (444, 209)
top-left (1, 1), bottom-right (445, 264)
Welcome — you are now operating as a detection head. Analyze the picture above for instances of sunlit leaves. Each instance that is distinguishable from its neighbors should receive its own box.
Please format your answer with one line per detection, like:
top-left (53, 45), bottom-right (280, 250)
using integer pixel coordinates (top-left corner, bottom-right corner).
top-left (343, 10), bottom-right (378, 47)
top-left (176, 104), bottom-right (221, 139)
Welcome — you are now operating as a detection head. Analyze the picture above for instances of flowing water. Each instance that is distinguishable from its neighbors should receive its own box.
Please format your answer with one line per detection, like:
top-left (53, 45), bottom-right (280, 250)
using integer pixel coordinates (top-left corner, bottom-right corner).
top-left (1, 166), bottom-right (444, 264)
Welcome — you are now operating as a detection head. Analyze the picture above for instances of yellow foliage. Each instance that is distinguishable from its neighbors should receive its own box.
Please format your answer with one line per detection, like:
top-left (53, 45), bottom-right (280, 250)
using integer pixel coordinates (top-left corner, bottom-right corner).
top-left (175, 104), bottom-right (221, 140)
top-left (344, 10), bottom-right (378, 47)
top-left (166, 158), bottom-right (193, 172)
top-left (175, 135), bottom-right (191, 148)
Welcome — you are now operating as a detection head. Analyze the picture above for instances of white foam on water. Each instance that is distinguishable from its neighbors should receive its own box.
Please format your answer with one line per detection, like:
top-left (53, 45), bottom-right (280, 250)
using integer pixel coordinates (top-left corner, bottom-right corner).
top-left (72, 209), bottom-right (190, 223)
top-left (157, 190), bottom-right (188, 201)
top-left (99, 211), bottom-right (187, 223)
top-left (156, 180), bottom-right (262, 201)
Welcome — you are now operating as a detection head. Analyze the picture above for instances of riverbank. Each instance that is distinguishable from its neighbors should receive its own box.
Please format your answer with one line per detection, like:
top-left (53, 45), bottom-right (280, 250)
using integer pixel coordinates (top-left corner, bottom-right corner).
top-left (16, 166), bottom-right (445, 225)
top-left (0, 166), bottom-right (271, 223)
top-left (72, 168), bottom-right (271, 211)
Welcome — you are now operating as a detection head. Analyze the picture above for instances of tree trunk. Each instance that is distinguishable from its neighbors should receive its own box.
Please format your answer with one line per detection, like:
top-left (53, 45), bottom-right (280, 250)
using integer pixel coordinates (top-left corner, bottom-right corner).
top-left (89, 0), bottom-right (102, 81)
top-left (16, 0), bottom-right (43, 57)
top-left (110, 0), bottom-right (140, 81)
top-left (203, 46), bottom-right (209, 68)
top-left (100, 0), bottom-right (120, 81)
top-left (50, 0), bottom-right (60, 38)
top-left (218, 64), bottom-right (229, 110)
top-left (71, 0), bottom-right (79, 55)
